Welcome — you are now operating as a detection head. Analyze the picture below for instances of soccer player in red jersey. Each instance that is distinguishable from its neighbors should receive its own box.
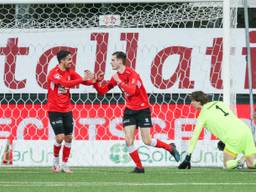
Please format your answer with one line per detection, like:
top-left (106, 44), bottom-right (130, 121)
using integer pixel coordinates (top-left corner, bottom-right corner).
top-left (92, 51), bottom-right (180, 173)
top-left (47, 50), bottom-right (93, 173)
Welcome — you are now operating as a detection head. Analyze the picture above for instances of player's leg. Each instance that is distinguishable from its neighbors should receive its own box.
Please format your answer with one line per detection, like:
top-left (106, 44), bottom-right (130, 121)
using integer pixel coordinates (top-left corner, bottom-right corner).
top-left (244, 155), bottom-right (256, 168)
top-left (123, 108), bottom-right (144, 173)
top-left (48, 112), bottom-right (65, 173)
top-left (124, 125), bottom-right (144, 173)
top-left (61, 111), bottom-right (74, 173)
top-left (217, 141), bottom-right (246, 169)
top-left (140, 128), bottom-right (180, 162)
top-left (223, 147), bottom-right (238, 169)
top-left (54, 134), bottom-right (65, 168)
top-left (243, 133), bottom-right (256, 169)
top-left (138, 108), bottom-right (180, 162)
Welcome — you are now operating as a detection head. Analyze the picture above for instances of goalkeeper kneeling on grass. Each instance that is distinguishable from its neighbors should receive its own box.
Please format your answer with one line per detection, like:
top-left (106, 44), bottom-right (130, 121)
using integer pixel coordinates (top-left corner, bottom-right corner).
top-left (178, 91), bottom-right (256, 169)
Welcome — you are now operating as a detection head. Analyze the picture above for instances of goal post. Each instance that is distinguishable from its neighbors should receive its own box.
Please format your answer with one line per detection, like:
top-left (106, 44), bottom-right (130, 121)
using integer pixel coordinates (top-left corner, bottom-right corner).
top-left (0, 0), bottom-right (254, 167)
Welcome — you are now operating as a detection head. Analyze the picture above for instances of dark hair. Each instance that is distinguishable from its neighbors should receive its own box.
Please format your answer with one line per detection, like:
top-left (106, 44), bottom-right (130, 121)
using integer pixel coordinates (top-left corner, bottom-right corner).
top-left (112, 51), bottom-right (126, 65)
top-left (57, 50), bottom-right (71, 63)
top-left (190, 91), bottom-right (209, 105)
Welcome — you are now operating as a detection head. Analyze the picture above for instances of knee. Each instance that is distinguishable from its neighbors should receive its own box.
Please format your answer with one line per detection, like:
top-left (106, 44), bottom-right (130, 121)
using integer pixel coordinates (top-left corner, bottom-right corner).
top-left (246, 160), bottom-right (256, 169)
top-left (65, 135), bottom-right (73, 143)
top-left (142, 138), bottom-right (152, 146)
top-left (125, 138), bottom-right (134, 147)
top-left (56, 134), bottom-right (64, 144)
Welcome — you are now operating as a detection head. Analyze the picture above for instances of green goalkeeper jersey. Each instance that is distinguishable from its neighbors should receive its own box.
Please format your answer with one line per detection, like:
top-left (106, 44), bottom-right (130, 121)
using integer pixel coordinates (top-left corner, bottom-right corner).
top-left (188, 101), bottom-right (251, 154)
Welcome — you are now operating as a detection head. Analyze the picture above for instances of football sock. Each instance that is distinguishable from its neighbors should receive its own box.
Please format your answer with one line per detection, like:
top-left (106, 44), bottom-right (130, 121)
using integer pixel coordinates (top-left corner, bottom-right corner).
top-left (53, 142), bottom-right (62, 158)
top-left (62, 142), bottom-right (71, 163)
top-left (127, 145), bottom-right (143, 169)
top-left (151, 139), bottom-right (171, 151)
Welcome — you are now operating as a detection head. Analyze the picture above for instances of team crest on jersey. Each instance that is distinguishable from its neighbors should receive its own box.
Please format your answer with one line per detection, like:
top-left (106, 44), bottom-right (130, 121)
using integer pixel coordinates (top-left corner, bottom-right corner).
top-left (54, 74), bottom-right (61, 80)
top-left (58, 85), bottom-right (68, 94)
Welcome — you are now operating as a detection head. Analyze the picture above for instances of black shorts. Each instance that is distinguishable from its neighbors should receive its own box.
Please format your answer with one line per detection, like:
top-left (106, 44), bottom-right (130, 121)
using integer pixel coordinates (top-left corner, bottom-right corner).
top-left (123, 107), bottom-right (152, 128)
top-left (48, 111), bottom-right (74, 135)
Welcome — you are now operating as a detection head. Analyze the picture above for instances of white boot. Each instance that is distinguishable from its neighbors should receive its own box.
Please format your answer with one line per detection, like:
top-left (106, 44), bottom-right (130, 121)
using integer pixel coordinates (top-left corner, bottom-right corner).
top-left (52, 157), bottom-right (61, 173)
top-left (62, 162), bottom-right (72, 173)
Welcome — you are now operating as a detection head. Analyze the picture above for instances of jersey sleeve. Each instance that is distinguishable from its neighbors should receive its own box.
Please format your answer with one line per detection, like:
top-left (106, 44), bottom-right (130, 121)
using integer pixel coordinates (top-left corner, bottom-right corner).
top-left (49, 71), bottom-right (83, 88)
top-left (70, 70), bottom-right (82, 80)
top-left (70, 70), bottom-right (95, 86)
top-left (188, 111), bottom-right (206, 154)
top-left (93, 77), bottom-right (117, 95)
top-left (81, 80), bottom-right (95, 86)
top-left (118, 72), bottom-right (138, 95)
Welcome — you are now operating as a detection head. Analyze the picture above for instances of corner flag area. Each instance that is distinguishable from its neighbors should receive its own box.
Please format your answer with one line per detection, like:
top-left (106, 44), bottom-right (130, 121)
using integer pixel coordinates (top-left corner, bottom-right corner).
top-left (1, 167), bottom-right (256, 192)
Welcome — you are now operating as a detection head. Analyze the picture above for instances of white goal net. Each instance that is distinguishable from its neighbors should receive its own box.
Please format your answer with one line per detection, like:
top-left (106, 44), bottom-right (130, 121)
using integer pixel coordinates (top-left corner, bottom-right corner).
top-left (0, 0), bottom-right (252, 167)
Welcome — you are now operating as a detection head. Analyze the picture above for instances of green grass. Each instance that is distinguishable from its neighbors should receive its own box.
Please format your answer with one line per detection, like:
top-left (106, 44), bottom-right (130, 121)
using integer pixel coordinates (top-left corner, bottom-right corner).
top-left (1, 167), bottom-right (256, 192)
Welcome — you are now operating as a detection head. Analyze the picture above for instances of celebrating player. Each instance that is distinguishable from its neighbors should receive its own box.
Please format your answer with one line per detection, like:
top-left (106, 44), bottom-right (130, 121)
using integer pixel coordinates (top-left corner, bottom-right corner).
top-left (91, 51), bottom-right (180, 173)
top-left (178, 91), bottom-right (256, 169)
top-left (47, 50), bottom-right (93, 173)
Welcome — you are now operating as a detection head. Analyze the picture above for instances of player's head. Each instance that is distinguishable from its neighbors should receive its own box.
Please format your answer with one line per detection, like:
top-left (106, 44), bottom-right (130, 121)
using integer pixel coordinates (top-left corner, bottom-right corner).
top-left (111, 51), bottom-right (126, 70)
top-left (57, 50), bottom-right (72, 69)
top-left (190, 91), bottom-right (208, 109)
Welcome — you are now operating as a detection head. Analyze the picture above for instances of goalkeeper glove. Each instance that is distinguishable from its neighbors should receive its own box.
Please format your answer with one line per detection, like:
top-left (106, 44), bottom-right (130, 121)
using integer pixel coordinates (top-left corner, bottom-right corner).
top-left (217, 140), bottom-right (225, 151)
top-left (178, 154), bottom-right (191, 169)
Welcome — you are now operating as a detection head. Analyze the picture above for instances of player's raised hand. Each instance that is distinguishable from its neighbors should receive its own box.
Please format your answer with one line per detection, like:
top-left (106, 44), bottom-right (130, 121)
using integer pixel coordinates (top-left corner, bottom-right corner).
top-left (84, 70), bottom-right (94, 81)
top-left (178, 154), bottom-right (191, 169)
top-left (95, 71), bottom-right (105, 82)
top-left (113, 73), bottom-right (121, 84)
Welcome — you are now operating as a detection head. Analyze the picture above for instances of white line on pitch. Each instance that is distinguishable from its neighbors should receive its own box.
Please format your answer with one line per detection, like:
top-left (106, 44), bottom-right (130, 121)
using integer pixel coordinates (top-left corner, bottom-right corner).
top-left (0, 182), bottom-right (256, 187)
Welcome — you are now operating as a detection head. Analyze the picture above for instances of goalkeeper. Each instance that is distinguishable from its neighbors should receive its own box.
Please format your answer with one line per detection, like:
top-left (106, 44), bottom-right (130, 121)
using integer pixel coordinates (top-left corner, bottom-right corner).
top-left (178, 91), bottom-right (256, 169)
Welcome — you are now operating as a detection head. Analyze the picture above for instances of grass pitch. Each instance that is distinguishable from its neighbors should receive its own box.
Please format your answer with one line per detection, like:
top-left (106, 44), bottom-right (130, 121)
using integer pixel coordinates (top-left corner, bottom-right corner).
top-left (0, 167), bottom-right (256, 192)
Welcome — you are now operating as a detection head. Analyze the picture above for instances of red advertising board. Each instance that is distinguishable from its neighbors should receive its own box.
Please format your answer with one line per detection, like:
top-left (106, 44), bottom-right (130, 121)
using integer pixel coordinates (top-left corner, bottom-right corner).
top-left (0, 104), bottom-right (253, 140)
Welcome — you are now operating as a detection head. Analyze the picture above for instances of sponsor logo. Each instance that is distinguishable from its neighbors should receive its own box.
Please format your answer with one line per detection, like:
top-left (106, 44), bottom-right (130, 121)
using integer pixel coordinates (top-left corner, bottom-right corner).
top-left (52, 119), bottom-right (63, 125)
top-left (12, 147), bottom-right (73, 164)
top-left (58, 85), bottom-right (68, 94)
top-left (123, 119), bottom-right (130, 124)
top-left (109, 144), bottom-right (223, 165)
top-left (13, 148), bottom-right (53, 163)
top-left (109, 143), bottom-right (130, 164)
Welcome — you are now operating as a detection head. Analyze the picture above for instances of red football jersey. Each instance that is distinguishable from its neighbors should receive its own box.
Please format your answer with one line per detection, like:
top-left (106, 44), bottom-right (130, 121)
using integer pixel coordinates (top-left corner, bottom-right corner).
top-left (94, 67), bottom-right (150, 110)
top-left (47, 65), bottom-right (84, 112)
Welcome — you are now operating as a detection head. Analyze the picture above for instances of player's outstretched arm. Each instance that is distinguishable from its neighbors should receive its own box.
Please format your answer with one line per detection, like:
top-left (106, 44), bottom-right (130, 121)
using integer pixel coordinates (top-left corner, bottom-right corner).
top-left (178, 120), bottom-right (204, 169)
top-left (93, 76), bottom-right (117, 95)
top-left (70, 70), bottom-right (95, 86)
top-left (112, 73), bottom-right (138, 95)
top-left (80, 70), bottom-right (98, 85)
top-left (188, 120), bottom-right (204, 154)
top-left (49, 71), bottom-right (83, 88)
